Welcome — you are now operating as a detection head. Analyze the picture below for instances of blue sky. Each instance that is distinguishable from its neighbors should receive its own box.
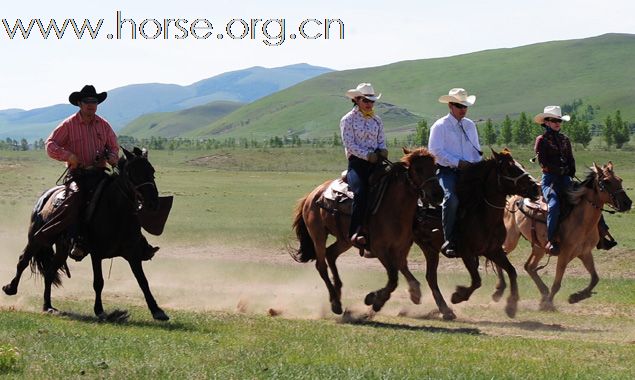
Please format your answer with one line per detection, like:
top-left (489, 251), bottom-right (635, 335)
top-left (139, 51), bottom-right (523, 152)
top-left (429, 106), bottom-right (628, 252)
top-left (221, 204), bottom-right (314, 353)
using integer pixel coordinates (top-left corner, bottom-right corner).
top-left (2, 0), bottom-right (634, 110)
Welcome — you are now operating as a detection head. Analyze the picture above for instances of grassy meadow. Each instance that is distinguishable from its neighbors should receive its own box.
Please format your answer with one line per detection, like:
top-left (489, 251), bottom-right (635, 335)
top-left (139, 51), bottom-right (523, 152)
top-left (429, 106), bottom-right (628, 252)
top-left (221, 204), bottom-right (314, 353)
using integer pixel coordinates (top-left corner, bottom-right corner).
top-left (1, 146), bottom-right (634, 378)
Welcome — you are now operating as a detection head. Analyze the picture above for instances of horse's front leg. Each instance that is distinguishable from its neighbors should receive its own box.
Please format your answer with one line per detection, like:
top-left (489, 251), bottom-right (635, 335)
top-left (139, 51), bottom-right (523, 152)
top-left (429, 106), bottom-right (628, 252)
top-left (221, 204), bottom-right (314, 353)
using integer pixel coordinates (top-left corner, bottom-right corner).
top-left (543, 255), bottom-right (570, 311)
top-left (364, 249), bottom-right (399, 312)
top-left (2, 244), bottom-right (36, 296)
top-left (488, 248), bottom-right (519, 318)
top-left (91, 255), bottom-right (106, 318)
top-left (128, 259), bottom-right (169, 321)
top-left (421, 246), bottom-right (455, 320)
top-left (451, 254), bottom-right (481, 304)
top-left (491, 265), bottom-right (506, 302)
top-left (569, 251), bottom-right (598, 304)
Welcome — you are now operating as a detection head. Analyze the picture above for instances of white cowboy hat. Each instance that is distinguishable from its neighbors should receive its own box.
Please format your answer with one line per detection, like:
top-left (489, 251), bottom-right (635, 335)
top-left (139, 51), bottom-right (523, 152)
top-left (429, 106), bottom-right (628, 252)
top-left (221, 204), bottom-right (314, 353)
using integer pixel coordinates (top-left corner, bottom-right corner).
top-left (534, 105), bottom-right (571, 124)
top-left (438, 88), bottom-right (476, 107)
top-left (345, 83), bottom-right (382, 101)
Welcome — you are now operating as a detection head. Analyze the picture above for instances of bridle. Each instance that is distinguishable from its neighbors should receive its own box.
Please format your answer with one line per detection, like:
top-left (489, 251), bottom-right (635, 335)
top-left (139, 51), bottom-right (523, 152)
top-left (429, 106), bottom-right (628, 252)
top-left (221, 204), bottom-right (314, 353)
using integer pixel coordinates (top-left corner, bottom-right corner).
top-left (116, 159), bottom-right (157, 211)
top-left (485, 160), bottom-right (534, 210)
top-left (590, 172), bottom-right (625, 213)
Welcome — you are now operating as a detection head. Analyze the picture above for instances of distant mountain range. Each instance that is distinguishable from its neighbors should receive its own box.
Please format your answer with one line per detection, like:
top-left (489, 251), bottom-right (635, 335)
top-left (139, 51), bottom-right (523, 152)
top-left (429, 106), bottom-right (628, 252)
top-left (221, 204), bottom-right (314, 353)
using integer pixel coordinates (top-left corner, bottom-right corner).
top-left (0, 63), bottom-right (332, 140)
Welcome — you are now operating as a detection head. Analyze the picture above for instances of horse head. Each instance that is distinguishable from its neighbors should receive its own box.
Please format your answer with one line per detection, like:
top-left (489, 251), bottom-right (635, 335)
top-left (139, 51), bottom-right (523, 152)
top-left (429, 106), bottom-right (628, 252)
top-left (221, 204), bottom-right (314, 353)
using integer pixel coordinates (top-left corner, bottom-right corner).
top-left (591, 161), bottom-right (632, 212)
top-left (492, 148), bottom-right (540, 200)
top-left (119, 147), bottom-right (159, 211)
top-left (402, 147), bottom-right (444, 206)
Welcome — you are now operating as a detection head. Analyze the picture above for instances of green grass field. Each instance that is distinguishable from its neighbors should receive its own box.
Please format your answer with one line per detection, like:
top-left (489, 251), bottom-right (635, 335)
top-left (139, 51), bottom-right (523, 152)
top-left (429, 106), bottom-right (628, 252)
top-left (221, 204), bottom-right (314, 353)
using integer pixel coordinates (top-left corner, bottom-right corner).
top-left (1, 147), bottom-right (634, 378)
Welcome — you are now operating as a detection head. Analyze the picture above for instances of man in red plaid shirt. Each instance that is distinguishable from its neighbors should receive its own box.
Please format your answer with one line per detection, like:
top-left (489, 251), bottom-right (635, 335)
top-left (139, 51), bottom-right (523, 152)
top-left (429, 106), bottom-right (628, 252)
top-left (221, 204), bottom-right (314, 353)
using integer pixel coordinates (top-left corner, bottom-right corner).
top-left (35, 85), bottom-right (119, 261)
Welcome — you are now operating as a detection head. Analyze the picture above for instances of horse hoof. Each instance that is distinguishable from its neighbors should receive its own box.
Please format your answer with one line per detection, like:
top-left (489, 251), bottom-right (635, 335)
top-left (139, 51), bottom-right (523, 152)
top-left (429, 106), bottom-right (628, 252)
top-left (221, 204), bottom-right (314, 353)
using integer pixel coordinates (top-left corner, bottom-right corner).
top-left (491, 291), bottom-right (504, 303)
top-left (442, 310), bottom-right (457, 320)
top-left (568, 292), bottom-right (590, 304)
top-left (539, 302), bottom-right (556, 312)
top-left (372, 303), bottom-right (383, 312)
top-left (364, 293), bottom-right (375, 306)
top-left (2, 284), bottom-right (17, 296)
top-left (505, 304), bottom-right (517, 318)
top-left (43, 307), bottom-right (59, 314)
top-left (153, 310), bottom-right (170, 321)
top-left (451, 286), bottom-right (469, 304)
top-left (331, 303), bottom-right (343, 315)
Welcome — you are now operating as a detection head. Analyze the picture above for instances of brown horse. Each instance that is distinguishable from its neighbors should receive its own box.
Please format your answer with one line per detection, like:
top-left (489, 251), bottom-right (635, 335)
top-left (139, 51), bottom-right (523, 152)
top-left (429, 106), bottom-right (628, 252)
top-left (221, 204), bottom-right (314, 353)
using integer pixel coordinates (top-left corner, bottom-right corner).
top-left (292, 148), bottom-right (443, 315)
top-left (500, 162), bottom-right (632, 311)
top-left (413, 149), bottom-right (540, 318)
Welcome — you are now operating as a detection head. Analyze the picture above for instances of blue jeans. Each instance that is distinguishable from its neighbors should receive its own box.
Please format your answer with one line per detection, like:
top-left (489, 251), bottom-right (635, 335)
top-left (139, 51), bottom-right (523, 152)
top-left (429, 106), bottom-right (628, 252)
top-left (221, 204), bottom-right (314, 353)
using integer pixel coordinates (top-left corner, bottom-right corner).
top-left (437, 167), bottom-right (460, 243)
top-left (541, 173), bottom-right (572, 241)
top-left (347, 156), bottom-right (373, 237)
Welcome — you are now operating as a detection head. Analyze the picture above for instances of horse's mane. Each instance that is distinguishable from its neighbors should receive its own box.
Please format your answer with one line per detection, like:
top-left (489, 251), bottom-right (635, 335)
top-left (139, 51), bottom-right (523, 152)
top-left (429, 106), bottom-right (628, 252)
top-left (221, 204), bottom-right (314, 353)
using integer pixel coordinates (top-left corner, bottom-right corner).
top-left (456, 157), bottom-right (497, 206)
top-left (567, 169), bottom-right (596, 205)
top-left (400, 147), bottom-right (435, 166)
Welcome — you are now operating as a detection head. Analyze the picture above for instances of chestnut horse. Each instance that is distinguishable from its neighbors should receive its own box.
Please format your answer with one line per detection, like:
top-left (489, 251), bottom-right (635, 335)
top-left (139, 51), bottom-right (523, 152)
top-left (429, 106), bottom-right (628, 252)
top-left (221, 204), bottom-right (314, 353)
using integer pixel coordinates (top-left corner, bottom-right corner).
top-left (413, 149), bottom-right (540, 318)
top-left (3, 147), bottom-right (169, 321)
top-left (500, 162), bottom-right (631, 311)
top-left (292, 148), bottom-right (443, 315)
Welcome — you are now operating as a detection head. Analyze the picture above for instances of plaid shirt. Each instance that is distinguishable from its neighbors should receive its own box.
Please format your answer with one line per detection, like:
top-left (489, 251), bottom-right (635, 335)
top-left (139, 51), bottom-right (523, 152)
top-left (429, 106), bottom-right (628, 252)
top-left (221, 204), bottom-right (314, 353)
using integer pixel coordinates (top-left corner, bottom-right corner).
top-left (46, 112), bottom-right (119, 168)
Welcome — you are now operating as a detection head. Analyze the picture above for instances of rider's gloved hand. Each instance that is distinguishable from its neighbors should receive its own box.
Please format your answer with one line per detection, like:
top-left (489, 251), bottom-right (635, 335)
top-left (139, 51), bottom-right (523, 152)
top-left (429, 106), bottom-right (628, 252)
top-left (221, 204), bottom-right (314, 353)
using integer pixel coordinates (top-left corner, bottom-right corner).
top-left (367, 152), bottom-right (378, 164)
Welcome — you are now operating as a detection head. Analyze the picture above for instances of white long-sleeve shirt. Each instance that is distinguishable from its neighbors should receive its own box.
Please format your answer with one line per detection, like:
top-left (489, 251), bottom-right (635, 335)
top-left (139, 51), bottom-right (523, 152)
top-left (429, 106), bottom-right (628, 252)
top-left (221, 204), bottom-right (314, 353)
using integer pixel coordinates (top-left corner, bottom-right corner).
top-left (428, 113), bottom-right (482, 168)
top-left (340, 107), bottom-right (386, 159)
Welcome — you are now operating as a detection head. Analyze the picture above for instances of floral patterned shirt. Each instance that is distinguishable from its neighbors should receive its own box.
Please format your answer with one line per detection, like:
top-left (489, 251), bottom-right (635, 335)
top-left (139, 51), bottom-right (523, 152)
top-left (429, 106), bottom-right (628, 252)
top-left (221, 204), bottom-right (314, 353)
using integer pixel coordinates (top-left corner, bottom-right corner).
top-left (340, 106), bottom-right (386, 160)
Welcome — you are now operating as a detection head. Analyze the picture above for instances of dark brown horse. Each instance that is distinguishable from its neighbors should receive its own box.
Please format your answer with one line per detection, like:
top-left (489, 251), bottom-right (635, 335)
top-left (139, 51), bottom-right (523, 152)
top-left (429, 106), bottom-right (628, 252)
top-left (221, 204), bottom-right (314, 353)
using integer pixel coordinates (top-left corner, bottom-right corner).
top-left (3, 147), bottom-right (170, 321)
top-left (413, 149), bottom-right (540, 318)
top-left (500, 162), bottom-right (632, 310)
top-left (292, 148), bottom-right (443, 315)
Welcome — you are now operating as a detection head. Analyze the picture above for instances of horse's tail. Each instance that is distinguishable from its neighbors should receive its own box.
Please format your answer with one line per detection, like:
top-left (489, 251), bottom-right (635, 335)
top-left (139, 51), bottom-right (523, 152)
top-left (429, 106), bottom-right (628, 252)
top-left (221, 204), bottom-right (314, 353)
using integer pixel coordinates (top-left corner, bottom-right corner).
top-left (291, 195), bottom-right (316, 263)
top-left (27, 209), bottom-right (65, 287)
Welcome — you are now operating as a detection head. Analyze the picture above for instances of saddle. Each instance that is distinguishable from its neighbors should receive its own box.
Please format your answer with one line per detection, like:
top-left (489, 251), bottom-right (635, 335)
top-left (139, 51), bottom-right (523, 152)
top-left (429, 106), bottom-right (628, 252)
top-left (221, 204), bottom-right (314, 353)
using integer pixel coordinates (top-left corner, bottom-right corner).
top-left (315, 161), bottom-right (395, 217)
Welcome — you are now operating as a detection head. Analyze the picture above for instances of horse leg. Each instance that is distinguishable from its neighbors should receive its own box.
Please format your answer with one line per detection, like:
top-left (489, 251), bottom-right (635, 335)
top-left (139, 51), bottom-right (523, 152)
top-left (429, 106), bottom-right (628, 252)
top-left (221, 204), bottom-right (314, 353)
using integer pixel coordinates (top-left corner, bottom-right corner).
top-left (325, 240), bottom-right (349, 308)
top-left (91, 255), bottom-right (106, 319)
top-left (399, 264), bottom-right (421, 305)
top-left (568, 251), bottom-right (599, 304)
top-left (491, 265), bottom-right (506, 302)
top-left (488, 249), bottom-right (519, 318)
top-left (365, 254), bottom-right (398, 312)
top-left (2, 243), bottom-right (35, 296)
top-left (451, 255), bottom-right (481, 304)
top-left (542, 256), bottom-right (569, 311)
top-left (128, 259), bottom-right (169, 321)
top-left (42, 250), bottom-right (66, 314)
top-left (421, 247), bottom-right (456, 320)
top-left (524, 248), bottom-right (551, 309)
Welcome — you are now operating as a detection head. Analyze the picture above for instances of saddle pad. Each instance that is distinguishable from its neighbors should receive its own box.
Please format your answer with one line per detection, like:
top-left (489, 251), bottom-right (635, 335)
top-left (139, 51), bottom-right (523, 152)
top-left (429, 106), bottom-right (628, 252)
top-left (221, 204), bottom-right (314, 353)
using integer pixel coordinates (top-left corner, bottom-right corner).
top-left (323, 179), bottom-right (353, 201)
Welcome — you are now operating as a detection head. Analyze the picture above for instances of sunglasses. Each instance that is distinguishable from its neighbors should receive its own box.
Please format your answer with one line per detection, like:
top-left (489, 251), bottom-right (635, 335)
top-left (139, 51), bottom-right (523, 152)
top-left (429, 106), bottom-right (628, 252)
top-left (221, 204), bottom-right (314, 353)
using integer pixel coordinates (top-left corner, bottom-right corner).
top-left (450, 102), bottom-right (467, 109)
top-left (545, 118), bottom-right (562, 123)
top-left (360, 98), bottom-right (375, 104)
top-left (81, 99), bottom-right (99, 104)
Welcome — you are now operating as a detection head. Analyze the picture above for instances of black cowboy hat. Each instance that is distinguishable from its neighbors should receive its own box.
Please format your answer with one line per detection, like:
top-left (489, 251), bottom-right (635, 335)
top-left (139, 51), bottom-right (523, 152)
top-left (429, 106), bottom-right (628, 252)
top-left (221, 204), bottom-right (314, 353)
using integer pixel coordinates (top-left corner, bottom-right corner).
top-left (68, 85), bottom-right (107, 106)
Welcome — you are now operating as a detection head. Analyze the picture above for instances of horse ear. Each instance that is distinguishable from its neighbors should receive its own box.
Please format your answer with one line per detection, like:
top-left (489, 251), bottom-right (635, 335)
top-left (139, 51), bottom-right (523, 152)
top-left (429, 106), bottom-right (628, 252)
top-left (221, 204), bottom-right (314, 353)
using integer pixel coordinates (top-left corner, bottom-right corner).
top-left (142, 148), bottom-right (148, 158)
top-left (133, 147), bottom-right (143, 156)
top-left (491, 147), bottom-right (499, 159)
top-left (402, 146), bottom-right (411, 155)
top-left (606, 161), bottom-right (614, 172)
top-left (122, 147), bottom-right (133, 160)
top-left (592, 162), bottom-right (603, 178)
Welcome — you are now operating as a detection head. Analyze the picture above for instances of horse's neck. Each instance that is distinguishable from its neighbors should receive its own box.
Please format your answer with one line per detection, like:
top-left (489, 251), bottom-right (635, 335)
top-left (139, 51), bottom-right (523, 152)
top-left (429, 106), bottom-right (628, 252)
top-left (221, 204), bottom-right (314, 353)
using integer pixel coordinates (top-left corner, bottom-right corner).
top-left (568, 187), bottom-right (604, 227)
top-left (104, 175), bottom-right (137, 212)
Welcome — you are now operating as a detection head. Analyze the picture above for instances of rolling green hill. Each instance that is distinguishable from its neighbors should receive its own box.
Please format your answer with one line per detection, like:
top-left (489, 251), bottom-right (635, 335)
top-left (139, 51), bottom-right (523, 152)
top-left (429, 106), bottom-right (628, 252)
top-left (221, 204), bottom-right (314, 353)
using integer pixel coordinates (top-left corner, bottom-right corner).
top-left (120, 100), bottom-right (243, 138)
top-left (173, 33), bottom-right (635, 140)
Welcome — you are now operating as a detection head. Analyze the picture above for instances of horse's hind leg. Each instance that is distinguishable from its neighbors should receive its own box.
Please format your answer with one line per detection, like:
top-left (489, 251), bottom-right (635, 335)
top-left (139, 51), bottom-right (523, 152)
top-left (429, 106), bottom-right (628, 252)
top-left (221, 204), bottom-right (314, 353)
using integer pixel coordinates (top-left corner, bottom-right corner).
top-left (42, 249), bottom-right (66, 313)
top-left (491, 265), bottom-right (506, 302)
top-left (568, 251), bottom-right (598, 304)
top-left (421, 247), bottom-right (456, 320)
top-left (128, 259), bottom-right (169, 321)
top-left (2, 244), bottom-right (35, 296)
top-left (489, 249), bottom-right (519, 318)
top-left (451, 255), bottom-right (481, 304)
top-left (91, 255), bottom-right (106, 318)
